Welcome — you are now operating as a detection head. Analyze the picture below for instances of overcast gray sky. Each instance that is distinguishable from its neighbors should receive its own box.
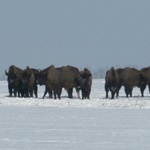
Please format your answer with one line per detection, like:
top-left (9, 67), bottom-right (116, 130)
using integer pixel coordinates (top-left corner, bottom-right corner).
top-left (1, 0), bottom-right (150, 75)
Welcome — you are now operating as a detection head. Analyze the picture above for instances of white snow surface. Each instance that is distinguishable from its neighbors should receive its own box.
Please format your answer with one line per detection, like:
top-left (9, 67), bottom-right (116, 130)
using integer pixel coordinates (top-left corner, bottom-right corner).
top-left (1, 79), bottom-right (150, 149)
top-left (1, 79), bottom-right (150, 109)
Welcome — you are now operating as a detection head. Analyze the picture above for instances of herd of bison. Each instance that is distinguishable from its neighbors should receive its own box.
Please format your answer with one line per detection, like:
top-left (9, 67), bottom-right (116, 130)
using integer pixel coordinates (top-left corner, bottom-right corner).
top-left (4, 65), bottom-right (150, 99)
top-left (5, 65), bottom-right (92, 99)
top-left (105, 66), bottom-right (150, 99)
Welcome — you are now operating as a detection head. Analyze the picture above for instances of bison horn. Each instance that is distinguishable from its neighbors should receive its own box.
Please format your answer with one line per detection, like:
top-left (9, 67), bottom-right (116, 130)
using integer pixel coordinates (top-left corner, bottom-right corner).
top-left (5, 69), bottom-right (8, 76)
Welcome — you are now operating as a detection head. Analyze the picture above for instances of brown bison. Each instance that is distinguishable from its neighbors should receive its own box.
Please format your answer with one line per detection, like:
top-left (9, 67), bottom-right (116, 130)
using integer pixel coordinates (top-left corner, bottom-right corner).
top-left (116, 67), bottom-right (146, 97)
top-left (5, 65), bottom-right (24, 97)
top-left (105, 67), bottom-right (119, 99)
top-left (22, 66), bottom-right (38, 97)
top-left (57, 66), bottom-right (83, 99)
top-left (80, 68), bottom-right (92, 99)
top-left (140, 67), bottom-right (150, 94)
top-left (40, 65), bottom-right (83, 99)
top-left (66, 65), bottom-right (84, 98)
top-left (37, 65), bottom-right (61, 99)
top-left (115, 68), bottom-right (124, 97)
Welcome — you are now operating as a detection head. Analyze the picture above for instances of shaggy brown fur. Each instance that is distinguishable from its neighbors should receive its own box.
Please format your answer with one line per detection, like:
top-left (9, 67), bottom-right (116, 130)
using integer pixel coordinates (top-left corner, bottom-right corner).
top-left (105, 67), bottom-right (119, 99)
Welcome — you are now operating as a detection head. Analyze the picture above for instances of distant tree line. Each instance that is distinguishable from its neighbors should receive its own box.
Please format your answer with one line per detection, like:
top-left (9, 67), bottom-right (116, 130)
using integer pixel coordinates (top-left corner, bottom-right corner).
top-left (91, 65), bottom-right (141, 79)
top-left (92, 67), bottom-right (107, 79)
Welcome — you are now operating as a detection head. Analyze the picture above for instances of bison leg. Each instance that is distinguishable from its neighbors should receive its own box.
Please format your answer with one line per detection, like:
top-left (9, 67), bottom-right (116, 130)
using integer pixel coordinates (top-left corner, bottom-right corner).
top-left (105, 91), bottom-right (109, 98)
top-left (29, 90), bottom-right (33, 97)
top-left (81, 89), bottom-right (88, 100)
top-left (18, 91), bottom-right (21, 97)
top-left (140, 84), bottom-right (146, 97)
top-left (81, 90), bottom-right (85, 100)
top-left (56, 87), bottom-right (62, 100)
top-left (148, 85), bottom-right (150, 93)
top-left (129, 91), bottom-right (132, 97)
top-left (111, 91), bottom-right (115, 99)
top-left (70, 88), bottom-right (73, 98)
top-left (42, 87), bottom-right (48, 99)
top-left (110, 86), bottom-right (116, 99)
top-left (87, 91), bottom-right (91, 99)
top-left (125, 87), bottom-right (129, 98)
top-left (67, 88), bottom-right (73, 98)
top-left (116, 91), bottom-right (119, 97)
top-left (75, 88), bottom-right (80, 99)
top-left (53, 90), bottom-right (57, 99)
top-left (8, 84), bottom-right (12, 96)
top-left (25, 91), bottom-right (29, 97)
top-left (128, 88), bottom-right (133, 97)
top-left (9, 87), bottom-right (13, 97)
top-left (48, 90), bottom-right (53, 98)
top-left (125, 87), bottom-right (132, 97)
top-left (20, 90), bottom-right (25, 97)
top-left (34, 85), bottom-right (38, 98)
top-left (84, 90), bottom-right (90, 99)
top-left (14, 88), bottom-right (18, 97)
top-left (57, 88), bottom-right (61, 100)
top-left (28, 87), bottom-right (33, 97)
top-left (105, 84), bottom-right (109, 98)
top-left (116, 85), bottom-right (122, 97)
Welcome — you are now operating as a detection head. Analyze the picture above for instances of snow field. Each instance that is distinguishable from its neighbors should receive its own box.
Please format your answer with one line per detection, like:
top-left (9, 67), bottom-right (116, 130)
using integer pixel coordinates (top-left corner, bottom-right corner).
top-left (0, 79), bottom-right (150, 149)
top-left (0, 79), bottom-right (150, 109)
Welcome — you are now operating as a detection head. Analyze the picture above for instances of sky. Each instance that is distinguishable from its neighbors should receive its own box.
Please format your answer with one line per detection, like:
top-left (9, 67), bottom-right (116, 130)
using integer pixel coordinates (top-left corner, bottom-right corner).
top-left (1, 0), bottom-right (150, 75)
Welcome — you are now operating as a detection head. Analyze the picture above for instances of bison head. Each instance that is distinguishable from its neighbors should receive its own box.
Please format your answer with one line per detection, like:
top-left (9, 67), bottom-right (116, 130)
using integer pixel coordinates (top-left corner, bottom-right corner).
top-left (22, 67), bottom-right (32, 84)
top-left (80, 68), bottom-right (92, 79)
top-left (36, 70), bottom-right (47, 86)
top-left (5, 70), bottom-right (18, 84)
top-left (74, 75), bottom-right (83, 87)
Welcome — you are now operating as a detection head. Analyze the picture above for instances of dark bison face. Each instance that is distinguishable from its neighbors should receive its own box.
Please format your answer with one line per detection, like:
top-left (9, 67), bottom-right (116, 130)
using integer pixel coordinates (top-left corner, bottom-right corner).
top-left (75, 75), bottom-right (83, 87)
top-left (80, 68), bottom-right (92, 79)
top-left (8, 75), bottom-right (16, 84)
top-left (22, 69), bottom-right (32, 84)
top-left (31, 69), bottom-right (40, 80)
top-left (6, 71), bottom-right (18, 84)
top-left (37, 71), bottom-right (47, 85)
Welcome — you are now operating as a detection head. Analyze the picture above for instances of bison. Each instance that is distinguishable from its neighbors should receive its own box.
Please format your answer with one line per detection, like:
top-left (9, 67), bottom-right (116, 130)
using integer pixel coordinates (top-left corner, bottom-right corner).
top-left (105, 67), bottom-right (119, 99)
top-left (66, 65), bottom-right (83, 98)
top-left (22, 66), bottom-right (38, 97)
top-left (116, 67), bottom-right (146, 97)
top-left (140, 67), bottom-right (150, 95)
top-left (5, 65), bottom-right (24, 97)
top-left (80, 68), bottom-right (92, 99)
top-left (37, 65), bottom-right (61, 99)
top-left (57, 66), bottom-right (83, 99)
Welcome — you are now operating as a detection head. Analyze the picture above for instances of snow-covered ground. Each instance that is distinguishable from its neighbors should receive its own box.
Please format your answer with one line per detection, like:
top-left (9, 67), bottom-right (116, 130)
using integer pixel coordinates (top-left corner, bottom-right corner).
top-left (1, 79), bottom-right (150, 149)
top-left (1, 79), bottom-right (150, 108)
